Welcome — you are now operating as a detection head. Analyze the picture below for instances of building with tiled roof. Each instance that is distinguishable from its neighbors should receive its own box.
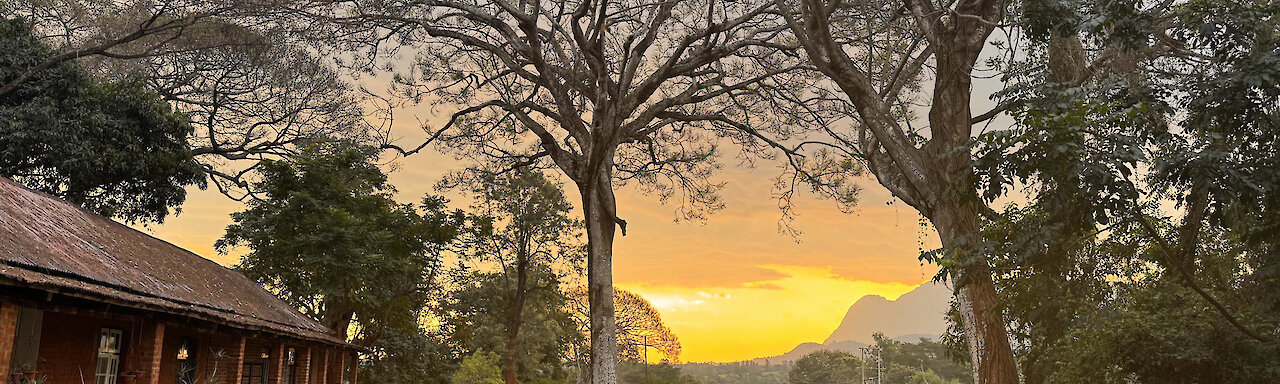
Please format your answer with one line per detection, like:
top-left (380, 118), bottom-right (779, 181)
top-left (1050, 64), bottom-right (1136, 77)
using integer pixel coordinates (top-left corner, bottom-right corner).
top-left (0, 177), bottom-right (359, 384)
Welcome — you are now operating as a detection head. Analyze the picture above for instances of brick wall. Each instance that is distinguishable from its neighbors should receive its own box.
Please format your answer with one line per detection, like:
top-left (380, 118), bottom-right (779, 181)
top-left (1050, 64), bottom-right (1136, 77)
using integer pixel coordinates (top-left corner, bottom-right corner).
top-left (138, 323), bottom-right (165, 384)
top-left (269, 343), bottom-right (284, 384)
top-left (16, 308), bottom-right (341, 384)
top-left (158, 328), bottom-right (215, 384)
top-left (312, 349), bottom-right (327, 384)
top-left (35, 311), bottom-right (138, 384)
top-left (294, 347), bottom-right (310, 384)
top-left (329, 349), bottom-right (343, 384)
top-left (226, 336), bottom-right (246, 384)
top-left (205, 331), bottom-right (245, 384)
top-left (242, 337), bottom-right (274, 384)
top-left (346, 351), bottom-right (356, 384)
top-left (0, 301), bottom-right (19, 379)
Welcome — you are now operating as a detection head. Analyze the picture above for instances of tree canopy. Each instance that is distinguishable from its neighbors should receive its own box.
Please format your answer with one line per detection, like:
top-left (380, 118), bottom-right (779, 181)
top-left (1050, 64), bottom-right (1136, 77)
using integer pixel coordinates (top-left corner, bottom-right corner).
top-left (5, 0), bottom-right (384, 200)
top-left (787, 350), bottom-right (860, 384)
top-left (442, 169), bottom-right (584, 384)
top-left (439, 267), bottom-right (581, 384)
top-left (217, 141), bottom-right (465, 343)
top-left (0, 17), bottom-right (204, 223)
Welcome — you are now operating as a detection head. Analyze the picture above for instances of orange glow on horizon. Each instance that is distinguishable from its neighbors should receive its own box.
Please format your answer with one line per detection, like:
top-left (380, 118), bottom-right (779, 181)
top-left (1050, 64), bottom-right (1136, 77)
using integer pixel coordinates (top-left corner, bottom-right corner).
top-left (622, 266), bottom-right (923, 363)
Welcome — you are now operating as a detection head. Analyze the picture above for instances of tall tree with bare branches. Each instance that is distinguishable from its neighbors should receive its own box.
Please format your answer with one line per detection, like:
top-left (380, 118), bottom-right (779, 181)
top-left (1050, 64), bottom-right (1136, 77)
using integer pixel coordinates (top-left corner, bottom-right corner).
top-left (763, 0), bottom-right (1249, 380)
top-left (772, 0), bottom-right (1020, 382)
top-left (5, 0), bottom-right (382, 202)
top-left (296, 0), bottom-right (806, 381)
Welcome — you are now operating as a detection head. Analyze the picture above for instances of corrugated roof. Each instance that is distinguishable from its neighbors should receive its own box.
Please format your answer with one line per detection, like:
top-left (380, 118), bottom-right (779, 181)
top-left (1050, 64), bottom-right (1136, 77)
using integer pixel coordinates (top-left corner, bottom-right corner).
top-left (0, 176), bottom-right (346, 345)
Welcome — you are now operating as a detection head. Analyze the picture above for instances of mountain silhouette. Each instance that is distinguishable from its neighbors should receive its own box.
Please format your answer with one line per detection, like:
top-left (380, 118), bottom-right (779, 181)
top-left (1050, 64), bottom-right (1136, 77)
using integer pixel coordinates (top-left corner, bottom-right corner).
top-left (743, 283), bottom-right (952, 363)
top-left (824, 282), bottom-right (951, 345)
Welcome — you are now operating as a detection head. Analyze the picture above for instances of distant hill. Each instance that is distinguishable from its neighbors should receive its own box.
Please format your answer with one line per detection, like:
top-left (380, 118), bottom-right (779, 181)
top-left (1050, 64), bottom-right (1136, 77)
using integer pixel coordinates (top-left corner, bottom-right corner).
top-left (890, 333), bottom-right (941, 343)
top-left (741, 283), bottom-right (952, 364)
top-left (824, 282), bottom-right (951, 345)
top-left (750, 340), bottom-right (867, 364)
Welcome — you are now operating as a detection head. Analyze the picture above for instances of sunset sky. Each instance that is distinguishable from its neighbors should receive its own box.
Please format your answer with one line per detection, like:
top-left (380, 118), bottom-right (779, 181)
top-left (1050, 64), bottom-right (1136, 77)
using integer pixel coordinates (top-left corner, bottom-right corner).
top-left (132, 74), bottom-right (967, 363)
top-left (138, 155), bottom-right (940, 363)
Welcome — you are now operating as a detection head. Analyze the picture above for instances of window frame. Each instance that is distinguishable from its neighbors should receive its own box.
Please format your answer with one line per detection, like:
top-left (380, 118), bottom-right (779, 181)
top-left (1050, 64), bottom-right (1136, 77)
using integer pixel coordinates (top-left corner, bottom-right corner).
top-left (95, 328), bottom-right (124, 384)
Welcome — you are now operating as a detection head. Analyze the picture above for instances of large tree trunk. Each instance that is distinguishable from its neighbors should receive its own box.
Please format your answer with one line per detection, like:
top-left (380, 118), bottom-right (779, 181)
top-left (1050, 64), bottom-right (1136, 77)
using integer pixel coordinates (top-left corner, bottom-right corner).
top-left (321, 298), bottom-right (355, 340)
top-left (578, 159), bottom-right (619, 384)
top-left (503, 254), bottom-right (530, 384)
top-left (926, 50), bottom-right (1018, 384)
top-left (932, 204), bottom-right (1018, 384)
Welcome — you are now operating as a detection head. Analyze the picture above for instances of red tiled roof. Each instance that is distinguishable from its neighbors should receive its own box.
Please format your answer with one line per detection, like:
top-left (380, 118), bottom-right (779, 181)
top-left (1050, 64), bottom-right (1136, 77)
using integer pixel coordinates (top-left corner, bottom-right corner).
top-left (0, 177), bottom-right (345, 345)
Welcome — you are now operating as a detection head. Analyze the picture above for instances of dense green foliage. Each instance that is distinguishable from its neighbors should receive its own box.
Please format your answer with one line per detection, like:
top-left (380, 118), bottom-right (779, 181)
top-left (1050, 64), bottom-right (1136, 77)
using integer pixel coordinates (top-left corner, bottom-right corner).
top-left (218, 142), bottom-right (463, 337)
top-left (907, 370), bottom-right (959, 384)
top-left (787, 350), bottom-right (860, 384)
top-left (1036, 280), bottom-right (1280, 383)
top-left (963, 0), bottom-right (1280, 382)
top-left (679, 362), bottom-right (788, 384)
top-left (0, 17), bottom-right (204, 223)
top-left (439, 268), bottom-right (579, 383)
top-left (452, 352), bottom-right (506, 384)
top-left (779, 337), bottom-right (970, 384)
top-left (437, 169), bottom-right (583, 383)
top-left (872, 334), bottom-right (971, 384)
top-left (216, 142), bottom-right (466, 384)
top-left (360, 329), bottom-right (457, 384)
top-left (983, 210), bottom-right (1280, 383)
top-left (618, 362), bottom-right (700, 384)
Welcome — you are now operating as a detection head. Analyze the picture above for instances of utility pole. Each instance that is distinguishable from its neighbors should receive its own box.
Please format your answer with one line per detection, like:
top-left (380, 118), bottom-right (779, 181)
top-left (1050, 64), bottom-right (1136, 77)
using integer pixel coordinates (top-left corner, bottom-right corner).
top-left (876, 346), bottom-right (882, 384)
top-left (643, 334), bottom-right (650, 381)
top-left (859, 347), bottom-right (869, 384)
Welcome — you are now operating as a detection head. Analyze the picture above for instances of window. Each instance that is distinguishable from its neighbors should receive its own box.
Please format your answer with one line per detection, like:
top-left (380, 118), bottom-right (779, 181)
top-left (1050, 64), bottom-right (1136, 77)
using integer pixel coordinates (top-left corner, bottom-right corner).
top-left (242, 349), bottom-right (269, 384)
top-left (284, 348), bottom-right (297, 384)
top-left (96, 328), bottom-right (123, 384)
top-left (241, 363), bottom-right (267, 384)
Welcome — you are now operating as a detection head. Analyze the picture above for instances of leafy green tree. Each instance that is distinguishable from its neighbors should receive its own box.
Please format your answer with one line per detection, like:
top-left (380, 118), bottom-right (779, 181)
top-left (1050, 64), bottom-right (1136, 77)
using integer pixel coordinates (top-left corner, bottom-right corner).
top-left (1024, 274), bottom-right (1280, 383)
top-left (216, 142), bottom-right (465, 343)
top-left (907, 370), bottom-right (959, 384)
top-left (452, 351), bottom-right (506, 384)
top-left (872, 334), bottom-right (971, 384)
top-left (966, 0), bottom-right (1280, 381)
top-left (980, 212), bottom-right (1280, 383)
top-left (439, 268), bottom-right (580, 384)
top-left (787, 350), bottom-right (860, 384)
top-left (0, 17), bottom-right (204, 223)
top-left (360, 329), bottom-right (457, 384)
top-left (441, 169), bottom-right (584, 384)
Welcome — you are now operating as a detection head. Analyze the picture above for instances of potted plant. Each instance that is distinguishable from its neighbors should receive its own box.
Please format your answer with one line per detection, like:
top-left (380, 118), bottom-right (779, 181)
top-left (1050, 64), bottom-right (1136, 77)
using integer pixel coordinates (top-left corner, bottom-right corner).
top-left (119, 371), bottom-right (145, 384)
top-left (16, 364), bottom-right (37, 383)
